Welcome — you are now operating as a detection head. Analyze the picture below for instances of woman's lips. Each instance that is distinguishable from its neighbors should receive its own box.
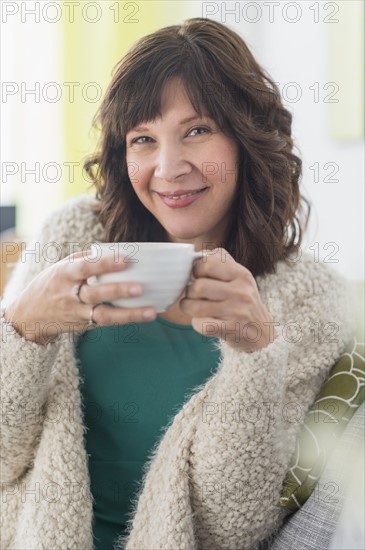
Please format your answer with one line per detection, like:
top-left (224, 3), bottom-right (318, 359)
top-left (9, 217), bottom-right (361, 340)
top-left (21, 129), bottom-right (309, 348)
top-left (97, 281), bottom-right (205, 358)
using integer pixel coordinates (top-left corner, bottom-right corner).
top-left (157, 187), bottom-right (208, 208)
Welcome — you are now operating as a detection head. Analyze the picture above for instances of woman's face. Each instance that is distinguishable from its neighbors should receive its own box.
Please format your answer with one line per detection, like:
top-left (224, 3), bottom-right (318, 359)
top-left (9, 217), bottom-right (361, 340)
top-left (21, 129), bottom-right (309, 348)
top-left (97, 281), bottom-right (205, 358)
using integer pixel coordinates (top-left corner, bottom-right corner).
top-left (125, 78), bottom-right (240, 248)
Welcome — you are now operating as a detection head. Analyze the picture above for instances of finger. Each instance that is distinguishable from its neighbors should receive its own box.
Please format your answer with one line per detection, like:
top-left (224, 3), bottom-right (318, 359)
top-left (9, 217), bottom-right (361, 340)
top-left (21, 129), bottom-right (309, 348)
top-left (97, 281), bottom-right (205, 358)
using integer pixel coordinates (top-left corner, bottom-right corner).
top-left (80, 303), bottom-right (156, 327)
top-left (66, 253), bottom-right (129, 282)
top-left (58, 250), bottom-right (87, 265)
top-left (59, 249), bottom-right (92, 263)
top-left (180, 297), bottom-right (231, 319)
top-left (192, 249), bottom-right (242, 282)
top-left (78, 280), bottom-right (143, 305)
top-left (185, 277), bottom-right (228, 301)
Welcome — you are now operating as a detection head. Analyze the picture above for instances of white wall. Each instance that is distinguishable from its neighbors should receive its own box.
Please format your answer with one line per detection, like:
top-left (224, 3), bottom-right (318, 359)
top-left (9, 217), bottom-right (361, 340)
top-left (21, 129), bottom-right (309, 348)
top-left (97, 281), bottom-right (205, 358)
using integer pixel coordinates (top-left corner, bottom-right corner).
top-left (1, 7), bottom-right (65, 235)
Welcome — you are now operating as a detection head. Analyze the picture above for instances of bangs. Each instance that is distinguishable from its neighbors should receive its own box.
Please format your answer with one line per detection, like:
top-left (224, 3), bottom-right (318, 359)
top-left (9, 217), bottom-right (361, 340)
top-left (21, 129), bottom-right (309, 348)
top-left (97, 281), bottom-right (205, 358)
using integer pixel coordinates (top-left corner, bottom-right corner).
top-left (123, 74), bottom-right (213, 135)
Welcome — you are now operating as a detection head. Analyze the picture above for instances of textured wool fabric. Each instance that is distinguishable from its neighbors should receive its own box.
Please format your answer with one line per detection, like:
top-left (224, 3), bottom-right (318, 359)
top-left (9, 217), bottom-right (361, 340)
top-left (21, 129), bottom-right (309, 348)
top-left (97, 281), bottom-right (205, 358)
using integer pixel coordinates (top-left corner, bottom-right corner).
top-left (0, 195), bottom-right (354, 550)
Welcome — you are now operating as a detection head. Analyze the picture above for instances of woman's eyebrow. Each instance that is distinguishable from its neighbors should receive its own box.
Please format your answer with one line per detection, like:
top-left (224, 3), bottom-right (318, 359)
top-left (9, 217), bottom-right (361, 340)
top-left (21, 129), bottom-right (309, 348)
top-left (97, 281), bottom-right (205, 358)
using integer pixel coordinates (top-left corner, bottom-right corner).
top-left (130, 115), bottom-right (212, 133)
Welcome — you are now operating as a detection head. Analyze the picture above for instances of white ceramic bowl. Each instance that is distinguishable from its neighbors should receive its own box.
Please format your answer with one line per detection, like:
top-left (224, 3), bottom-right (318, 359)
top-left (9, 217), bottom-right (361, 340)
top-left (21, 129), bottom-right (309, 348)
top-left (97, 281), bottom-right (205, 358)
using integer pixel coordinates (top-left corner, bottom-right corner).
top-left (88, 242), bottom-right (206, 313)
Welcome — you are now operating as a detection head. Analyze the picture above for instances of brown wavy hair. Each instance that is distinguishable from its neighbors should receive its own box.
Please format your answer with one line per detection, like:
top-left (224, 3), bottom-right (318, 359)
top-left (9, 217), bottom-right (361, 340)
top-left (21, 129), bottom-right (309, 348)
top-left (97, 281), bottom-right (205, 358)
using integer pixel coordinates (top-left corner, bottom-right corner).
top-left (84, 17), bottom-right (310, 277)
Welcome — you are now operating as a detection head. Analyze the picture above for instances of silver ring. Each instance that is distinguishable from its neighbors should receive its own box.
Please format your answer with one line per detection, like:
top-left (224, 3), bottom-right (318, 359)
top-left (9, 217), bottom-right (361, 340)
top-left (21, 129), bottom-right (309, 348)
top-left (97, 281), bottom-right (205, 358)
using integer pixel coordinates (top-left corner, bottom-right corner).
top-left (72, 283), bottom-right (87, 305)
top-left (88, 304), bottom-right (99, 327)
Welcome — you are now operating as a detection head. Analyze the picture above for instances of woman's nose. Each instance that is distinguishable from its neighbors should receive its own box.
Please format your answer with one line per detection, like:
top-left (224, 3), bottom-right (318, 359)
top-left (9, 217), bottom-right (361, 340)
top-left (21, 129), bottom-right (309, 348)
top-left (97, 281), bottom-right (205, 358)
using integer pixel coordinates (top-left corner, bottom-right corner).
top-left (154, 141), bottom-right (191, 182)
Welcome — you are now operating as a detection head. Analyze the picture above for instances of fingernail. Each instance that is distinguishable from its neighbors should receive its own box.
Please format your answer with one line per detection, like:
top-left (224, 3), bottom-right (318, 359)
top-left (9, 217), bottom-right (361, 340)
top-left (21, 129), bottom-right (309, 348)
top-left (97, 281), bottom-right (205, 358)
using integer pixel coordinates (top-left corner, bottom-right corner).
top-left (143, 308), bottom-right (156, 320)
top-left (129, 285), bottom-right (142, 296)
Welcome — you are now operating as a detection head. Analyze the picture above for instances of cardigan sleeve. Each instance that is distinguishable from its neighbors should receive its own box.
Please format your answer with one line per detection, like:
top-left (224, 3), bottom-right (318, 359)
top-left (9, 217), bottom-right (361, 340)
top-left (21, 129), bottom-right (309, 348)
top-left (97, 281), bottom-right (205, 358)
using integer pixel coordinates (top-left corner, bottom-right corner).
top-left (0, 197), bottom-right (96, 483)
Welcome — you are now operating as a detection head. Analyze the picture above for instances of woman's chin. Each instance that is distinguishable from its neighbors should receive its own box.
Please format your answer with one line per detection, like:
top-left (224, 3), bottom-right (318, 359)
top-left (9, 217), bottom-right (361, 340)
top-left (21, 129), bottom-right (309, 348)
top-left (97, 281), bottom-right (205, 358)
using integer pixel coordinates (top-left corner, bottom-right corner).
top-left (165, 227), bottom-right (204, 243)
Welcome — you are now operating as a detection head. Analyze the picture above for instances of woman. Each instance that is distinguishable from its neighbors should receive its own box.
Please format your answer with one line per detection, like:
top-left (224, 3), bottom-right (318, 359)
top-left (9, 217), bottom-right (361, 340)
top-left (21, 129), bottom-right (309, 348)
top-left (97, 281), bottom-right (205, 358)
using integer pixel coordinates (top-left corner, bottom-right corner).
top-left (1, 17), bottom-right (351, 550)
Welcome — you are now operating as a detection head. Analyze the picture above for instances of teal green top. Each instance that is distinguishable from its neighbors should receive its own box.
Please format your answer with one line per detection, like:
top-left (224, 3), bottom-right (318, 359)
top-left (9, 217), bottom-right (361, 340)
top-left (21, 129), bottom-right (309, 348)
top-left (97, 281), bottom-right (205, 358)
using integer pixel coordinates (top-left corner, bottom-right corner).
top-left (76, 316), bottom-right (221, 550)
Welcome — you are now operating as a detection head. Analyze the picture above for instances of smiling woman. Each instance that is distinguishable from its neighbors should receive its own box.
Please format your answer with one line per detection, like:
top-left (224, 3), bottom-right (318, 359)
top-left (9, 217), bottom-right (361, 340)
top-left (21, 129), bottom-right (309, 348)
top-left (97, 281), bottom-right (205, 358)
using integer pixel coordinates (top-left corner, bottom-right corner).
top-left (0, 16), bottom-right (354, 550)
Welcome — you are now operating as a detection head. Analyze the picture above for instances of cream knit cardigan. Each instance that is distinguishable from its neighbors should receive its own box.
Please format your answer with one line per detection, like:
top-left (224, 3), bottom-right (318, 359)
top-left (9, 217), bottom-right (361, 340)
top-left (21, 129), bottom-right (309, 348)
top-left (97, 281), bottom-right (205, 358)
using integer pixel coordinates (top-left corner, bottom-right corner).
top-left (0, 195), bottom-right (353, 550)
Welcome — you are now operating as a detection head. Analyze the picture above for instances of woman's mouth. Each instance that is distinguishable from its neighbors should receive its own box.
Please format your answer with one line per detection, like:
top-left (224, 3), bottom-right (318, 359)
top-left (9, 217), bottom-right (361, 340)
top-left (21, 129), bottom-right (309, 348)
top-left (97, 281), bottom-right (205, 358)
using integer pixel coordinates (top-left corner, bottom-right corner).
top-left (157, 187), bottom-right (208, 208)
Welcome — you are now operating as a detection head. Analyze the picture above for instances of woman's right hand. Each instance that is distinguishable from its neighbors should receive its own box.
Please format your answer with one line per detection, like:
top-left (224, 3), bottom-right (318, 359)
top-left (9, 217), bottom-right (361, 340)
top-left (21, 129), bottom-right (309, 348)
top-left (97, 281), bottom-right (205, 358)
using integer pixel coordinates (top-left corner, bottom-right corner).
top-left (3, 250), bottom-right (157, 346)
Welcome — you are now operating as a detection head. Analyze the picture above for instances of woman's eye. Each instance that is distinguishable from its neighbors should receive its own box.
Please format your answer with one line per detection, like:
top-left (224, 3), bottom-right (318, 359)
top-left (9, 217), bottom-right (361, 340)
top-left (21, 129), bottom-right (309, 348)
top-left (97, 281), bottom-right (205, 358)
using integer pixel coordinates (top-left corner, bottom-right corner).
top-left (131, 136), bottom-right (153, 145)
top-left (188, 126), bottom-right (210, 137)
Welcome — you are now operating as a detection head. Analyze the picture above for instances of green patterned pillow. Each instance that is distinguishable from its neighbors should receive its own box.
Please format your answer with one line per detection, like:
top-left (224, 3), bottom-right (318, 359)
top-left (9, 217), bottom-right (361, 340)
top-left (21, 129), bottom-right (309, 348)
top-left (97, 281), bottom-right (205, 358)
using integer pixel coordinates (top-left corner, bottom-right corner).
top-left (280, 337), bottom-right (365, 512)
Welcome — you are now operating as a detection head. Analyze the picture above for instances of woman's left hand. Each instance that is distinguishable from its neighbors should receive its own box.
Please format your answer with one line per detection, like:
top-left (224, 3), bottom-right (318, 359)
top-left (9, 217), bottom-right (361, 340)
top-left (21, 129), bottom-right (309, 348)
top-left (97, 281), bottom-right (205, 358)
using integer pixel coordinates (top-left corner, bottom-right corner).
top-left (180, 248), bottom-right (277, 353)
